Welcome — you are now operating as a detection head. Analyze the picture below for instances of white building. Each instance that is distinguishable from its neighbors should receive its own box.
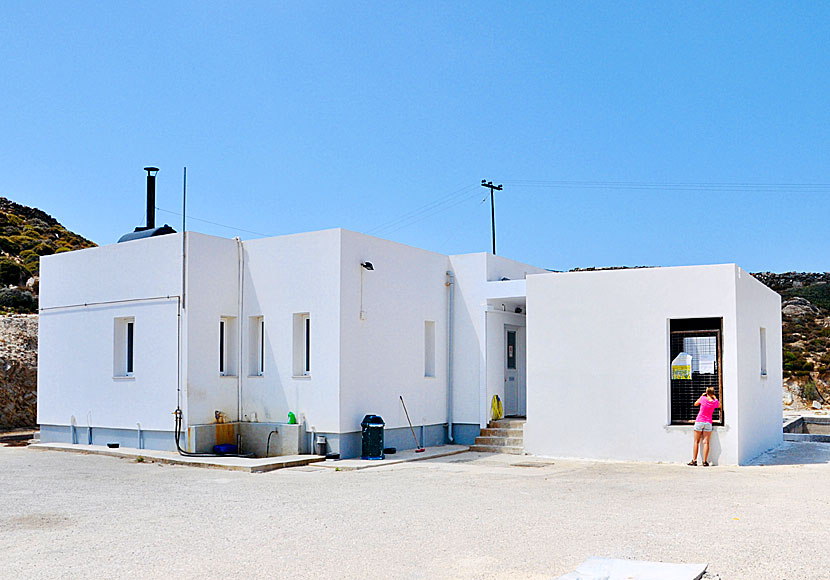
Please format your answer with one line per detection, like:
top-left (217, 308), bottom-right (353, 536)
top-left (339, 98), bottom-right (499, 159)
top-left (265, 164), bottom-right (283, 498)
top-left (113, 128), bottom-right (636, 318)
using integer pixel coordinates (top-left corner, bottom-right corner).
top-left (37, 228), bottom-right (782, 464)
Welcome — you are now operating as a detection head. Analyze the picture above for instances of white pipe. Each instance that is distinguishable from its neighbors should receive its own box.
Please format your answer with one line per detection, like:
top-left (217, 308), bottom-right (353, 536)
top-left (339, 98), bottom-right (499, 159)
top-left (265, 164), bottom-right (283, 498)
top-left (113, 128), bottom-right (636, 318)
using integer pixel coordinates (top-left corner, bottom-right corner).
top-left (136, 422), bottom-right (143, 450)
top-left (446, 271), bottom-right (455, 442)
top-left (236, 237), bottom-right (244, 422)
top-left (86, 411), bottom-right (92, 445)
top-left (70, 415), bottom-right (77, 445)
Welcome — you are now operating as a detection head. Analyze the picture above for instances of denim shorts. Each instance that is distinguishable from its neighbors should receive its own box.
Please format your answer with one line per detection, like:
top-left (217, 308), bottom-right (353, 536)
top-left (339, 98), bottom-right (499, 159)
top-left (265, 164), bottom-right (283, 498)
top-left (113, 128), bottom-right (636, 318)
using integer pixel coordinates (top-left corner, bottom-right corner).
top-left (694, 421), bottom-right (713, 432)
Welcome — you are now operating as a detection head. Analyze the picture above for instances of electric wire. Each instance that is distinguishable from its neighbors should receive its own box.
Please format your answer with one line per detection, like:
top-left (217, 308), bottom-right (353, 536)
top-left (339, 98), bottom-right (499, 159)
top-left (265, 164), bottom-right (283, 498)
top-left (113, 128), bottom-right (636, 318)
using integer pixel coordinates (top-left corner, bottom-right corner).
top-left (366, 183), bottom-right (479, 236)
top-left (155, 206), bottom-right (274, 238)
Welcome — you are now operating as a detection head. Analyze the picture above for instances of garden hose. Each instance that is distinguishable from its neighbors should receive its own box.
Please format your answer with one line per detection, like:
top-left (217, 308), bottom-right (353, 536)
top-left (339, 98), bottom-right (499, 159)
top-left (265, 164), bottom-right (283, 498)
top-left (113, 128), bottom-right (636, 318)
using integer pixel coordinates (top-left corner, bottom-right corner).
top-left (491, 394), bottom-right (503, 421)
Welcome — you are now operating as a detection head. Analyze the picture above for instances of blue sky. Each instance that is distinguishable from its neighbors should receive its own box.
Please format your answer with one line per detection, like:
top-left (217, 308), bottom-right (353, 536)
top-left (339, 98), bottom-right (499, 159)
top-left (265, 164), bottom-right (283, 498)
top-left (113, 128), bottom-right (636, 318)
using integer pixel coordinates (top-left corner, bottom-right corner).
top-left (1, 2), bottom-right (827, 272)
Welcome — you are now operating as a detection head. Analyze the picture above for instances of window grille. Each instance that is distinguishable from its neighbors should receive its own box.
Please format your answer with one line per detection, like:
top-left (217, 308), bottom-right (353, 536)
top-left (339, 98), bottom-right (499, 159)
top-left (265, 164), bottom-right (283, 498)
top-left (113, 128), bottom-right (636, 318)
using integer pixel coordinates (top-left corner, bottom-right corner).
top-left (670, 319), bottom-right (723, 425)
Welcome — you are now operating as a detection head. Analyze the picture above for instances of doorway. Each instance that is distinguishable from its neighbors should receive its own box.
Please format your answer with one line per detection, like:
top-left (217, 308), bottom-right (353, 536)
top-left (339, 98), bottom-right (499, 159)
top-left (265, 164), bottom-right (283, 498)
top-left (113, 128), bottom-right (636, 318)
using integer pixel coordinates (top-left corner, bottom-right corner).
top-left (504, 326), bottom-right (526, 417)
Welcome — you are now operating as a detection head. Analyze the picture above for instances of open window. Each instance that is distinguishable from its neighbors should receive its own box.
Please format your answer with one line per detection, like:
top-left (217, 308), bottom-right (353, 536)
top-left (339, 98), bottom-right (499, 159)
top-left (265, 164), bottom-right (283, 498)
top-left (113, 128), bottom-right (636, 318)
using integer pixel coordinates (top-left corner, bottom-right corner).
top-left (249, 316), bottom-right (264, 376)
top-left (669, 318), bottom-right (723, 425)
top-left (219, 317), bottom-right (237, 376)
top-left (293, 313), bottom-right (310, 376)
top-left (113, 317), bottom-right (135, 377)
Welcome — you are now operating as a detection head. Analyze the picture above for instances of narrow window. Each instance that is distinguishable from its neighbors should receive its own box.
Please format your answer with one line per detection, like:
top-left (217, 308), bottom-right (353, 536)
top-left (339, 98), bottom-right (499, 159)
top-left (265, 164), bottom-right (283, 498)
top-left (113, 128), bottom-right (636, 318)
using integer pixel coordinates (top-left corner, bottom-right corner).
top-left (304, 315), bottom-right (311, 374)
top-left (424, 320), bottom-right (436, 377)
top-left (249, 316), bottom-right (264, 376)
top-left (760, 327), bottom-right (767, 377)
top-left (219, 320), bottom-right (225, 374)
top-left (113, 317), bottom-right (135, 377)
top-left (506, 329), bottom-right (517, 370)
top-left (126, 321), bottom-right (134, 375)
top-left (219, 317), bottom-right (237, 376)
top-left (293, 312), bottom-right (311, 376)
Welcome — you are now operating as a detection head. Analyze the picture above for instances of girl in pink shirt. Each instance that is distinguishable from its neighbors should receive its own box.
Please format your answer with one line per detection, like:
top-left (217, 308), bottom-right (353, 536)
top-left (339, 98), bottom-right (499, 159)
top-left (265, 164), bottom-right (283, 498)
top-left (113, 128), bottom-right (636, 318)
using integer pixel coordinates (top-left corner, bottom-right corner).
top-left (688, 387), bottom-right (720, 467)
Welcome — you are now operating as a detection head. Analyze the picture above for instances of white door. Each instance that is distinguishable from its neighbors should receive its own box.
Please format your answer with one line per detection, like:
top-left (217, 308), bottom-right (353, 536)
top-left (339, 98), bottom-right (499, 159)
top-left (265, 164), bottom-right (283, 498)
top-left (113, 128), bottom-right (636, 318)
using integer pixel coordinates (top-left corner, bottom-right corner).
top-left (504, 327), bottom-right (519, 416)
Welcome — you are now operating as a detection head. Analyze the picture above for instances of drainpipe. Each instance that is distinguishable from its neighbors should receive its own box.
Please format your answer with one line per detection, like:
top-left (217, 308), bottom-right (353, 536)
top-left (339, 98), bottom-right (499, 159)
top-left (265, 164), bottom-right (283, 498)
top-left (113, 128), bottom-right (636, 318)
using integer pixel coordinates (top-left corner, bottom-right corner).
top-left (86, 411), bottom-right (93, 445)
top-left (236, 237), bottom-right (244, 422)
top-left (446, 271), bottom-right (455, 442)
top-left (136, 422), bottom-right (143, 450)
top-left (70, 415), bottom-right (77, 445)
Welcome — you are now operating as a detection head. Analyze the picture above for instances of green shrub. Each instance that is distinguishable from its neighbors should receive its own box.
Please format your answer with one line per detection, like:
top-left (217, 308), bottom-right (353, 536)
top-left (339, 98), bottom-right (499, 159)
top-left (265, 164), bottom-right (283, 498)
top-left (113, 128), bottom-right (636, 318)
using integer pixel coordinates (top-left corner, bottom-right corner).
top-left (0, 288), bottom-right (37, 312)
top-left (0, 258), bottom-right (30, 286)
top-left (783, 350), bottom-right (814, 372)
top-left (0, 236), bottom-right (20, 254)
top-left (801, 381), bottom-right (820, 401)
top-left (31, 242), bottom-right (54, 256)
top-left (9, 235), bottom-right (37, 251)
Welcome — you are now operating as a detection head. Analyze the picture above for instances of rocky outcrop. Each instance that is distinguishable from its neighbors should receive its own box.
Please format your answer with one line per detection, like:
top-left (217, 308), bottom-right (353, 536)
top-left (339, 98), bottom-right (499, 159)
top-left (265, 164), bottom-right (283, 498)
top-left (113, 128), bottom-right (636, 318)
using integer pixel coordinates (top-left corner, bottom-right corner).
top-left (0, 315), bottom-right (37, 428)
top-left (782, 297), bottom-right (823, 319)
top-left (753, 272), bottom-right (830, 293)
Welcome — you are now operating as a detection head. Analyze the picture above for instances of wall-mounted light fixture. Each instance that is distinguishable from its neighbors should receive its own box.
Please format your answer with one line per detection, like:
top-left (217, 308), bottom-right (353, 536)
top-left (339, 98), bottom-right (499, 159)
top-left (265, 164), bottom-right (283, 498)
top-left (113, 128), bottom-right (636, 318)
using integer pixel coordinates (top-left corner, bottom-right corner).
top-left (360, 261), bottom-right (373, 319)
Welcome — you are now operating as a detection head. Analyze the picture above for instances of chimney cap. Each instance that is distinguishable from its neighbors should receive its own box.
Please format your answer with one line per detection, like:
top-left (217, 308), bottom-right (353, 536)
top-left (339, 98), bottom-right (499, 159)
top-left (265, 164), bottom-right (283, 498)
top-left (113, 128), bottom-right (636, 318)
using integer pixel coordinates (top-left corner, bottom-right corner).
top-left (144, 166), bottom-right (159, 175)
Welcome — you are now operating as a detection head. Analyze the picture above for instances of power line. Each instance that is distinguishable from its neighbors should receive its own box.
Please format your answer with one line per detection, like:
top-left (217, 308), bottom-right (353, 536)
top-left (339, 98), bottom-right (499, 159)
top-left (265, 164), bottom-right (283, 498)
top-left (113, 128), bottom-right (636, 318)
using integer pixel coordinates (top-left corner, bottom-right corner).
top-left (500, 179), bottom-right (830, 193)
top-left (367, 183), bottom-right (479, 236)
top-left (155, 207), bottom-right (274, 238)
top-left (380, 189), bottom-right (484, 236)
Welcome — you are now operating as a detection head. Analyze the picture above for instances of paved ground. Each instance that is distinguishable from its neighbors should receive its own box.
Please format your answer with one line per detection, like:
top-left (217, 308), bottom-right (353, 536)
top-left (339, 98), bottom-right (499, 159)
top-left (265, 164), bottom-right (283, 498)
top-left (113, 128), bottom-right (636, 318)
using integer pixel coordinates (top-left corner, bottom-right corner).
top-left (2, 445), bottom-right (829, 579)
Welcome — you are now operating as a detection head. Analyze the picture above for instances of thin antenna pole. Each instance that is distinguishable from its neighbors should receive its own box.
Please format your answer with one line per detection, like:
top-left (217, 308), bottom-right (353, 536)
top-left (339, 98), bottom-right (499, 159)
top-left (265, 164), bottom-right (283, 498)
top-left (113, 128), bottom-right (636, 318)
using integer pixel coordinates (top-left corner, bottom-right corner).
top-left (182, 167), bottom-right (187, 232)
top-left (480, 180), bottom-right (503, 254)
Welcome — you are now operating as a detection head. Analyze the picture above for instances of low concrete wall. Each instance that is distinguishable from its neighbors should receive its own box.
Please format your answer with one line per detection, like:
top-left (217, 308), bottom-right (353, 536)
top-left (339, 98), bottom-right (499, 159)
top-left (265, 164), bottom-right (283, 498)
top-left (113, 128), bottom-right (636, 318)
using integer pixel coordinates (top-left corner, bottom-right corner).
top-left (187, 422), bottom-right (304, 456)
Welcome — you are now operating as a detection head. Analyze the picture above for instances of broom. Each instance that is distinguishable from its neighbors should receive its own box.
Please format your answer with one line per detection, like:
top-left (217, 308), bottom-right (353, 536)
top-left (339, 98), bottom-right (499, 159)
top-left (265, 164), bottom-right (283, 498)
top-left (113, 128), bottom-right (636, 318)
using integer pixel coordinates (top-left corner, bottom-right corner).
top-left (400, 395), bottom-right (425, 452)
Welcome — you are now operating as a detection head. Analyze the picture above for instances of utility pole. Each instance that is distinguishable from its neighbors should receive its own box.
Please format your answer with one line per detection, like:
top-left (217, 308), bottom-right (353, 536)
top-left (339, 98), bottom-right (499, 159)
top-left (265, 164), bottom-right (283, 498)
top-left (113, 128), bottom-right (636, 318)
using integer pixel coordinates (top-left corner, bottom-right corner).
top-left (481, 180), bottom-right (503, 254)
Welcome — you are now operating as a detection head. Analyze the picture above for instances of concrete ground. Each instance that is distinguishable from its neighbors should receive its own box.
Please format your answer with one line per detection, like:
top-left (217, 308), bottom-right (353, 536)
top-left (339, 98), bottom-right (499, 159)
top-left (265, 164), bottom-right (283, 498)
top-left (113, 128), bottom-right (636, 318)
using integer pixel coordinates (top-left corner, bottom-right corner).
top-left (1, 445), bottom-right (829, 579)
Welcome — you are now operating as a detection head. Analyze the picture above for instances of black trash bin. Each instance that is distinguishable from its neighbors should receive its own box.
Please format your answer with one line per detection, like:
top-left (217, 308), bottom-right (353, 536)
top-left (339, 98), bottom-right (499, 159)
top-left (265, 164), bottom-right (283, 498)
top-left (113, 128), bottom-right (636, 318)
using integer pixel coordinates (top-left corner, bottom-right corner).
top-left (360, 415), bottom-right (385, 460)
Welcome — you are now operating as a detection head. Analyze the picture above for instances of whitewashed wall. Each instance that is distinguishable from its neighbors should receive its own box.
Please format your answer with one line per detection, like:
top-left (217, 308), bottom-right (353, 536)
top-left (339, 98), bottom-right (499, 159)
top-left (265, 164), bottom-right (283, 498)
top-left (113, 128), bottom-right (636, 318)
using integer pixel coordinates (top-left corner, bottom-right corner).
top-left (450, 253), bottom-right (546, 427)
top-left (525, 265), bottom-right (745, 465)
top-left (183, 233), bottom-right (240, 426)
top-left (38, 235), bottom-right (183, 431)
top-left (735, 267), bottom-right (783, 463)
top-left (240, 229), bottom-right (342, 433)
top-left (338, 230), bottom-right (450, 433)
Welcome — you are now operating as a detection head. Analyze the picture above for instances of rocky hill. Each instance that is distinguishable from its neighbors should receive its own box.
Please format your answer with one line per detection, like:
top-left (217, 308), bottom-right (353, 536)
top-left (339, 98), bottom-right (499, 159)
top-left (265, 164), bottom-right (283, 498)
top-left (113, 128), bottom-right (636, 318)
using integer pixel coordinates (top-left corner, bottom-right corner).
top-left (0, 198), bottom-right (95, 427)
top-left (753, 272), bottom-right (830, 410)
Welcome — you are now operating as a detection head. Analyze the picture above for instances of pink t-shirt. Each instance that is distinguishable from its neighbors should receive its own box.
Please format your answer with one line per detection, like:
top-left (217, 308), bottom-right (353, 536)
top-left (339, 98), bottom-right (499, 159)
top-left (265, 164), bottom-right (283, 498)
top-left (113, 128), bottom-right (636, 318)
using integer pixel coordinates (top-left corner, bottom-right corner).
top-left (695, 396), bottom-right (720, 423)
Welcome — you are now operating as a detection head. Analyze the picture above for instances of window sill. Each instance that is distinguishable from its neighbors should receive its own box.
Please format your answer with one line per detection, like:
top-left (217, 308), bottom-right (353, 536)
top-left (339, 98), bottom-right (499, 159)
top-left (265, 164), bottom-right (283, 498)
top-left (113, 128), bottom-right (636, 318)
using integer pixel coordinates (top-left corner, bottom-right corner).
top-left (292, 375), bottom-right (311, 380)
top-left (113, 375), bottom-right (136, 381)
top-left (424, 375), bottom-right (437, 379)
top-left (248, 374), bottom-right (264, 378)
top-left (664, 423), bottom-right (727, 431)
top-left (219, 374), bottom-right (238, 378)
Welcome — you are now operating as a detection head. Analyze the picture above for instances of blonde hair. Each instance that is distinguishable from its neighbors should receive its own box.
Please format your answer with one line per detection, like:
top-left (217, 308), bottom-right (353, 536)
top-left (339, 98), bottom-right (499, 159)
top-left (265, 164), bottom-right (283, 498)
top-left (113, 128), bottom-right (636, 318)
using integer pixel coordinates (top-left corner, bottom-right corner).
top-left (706, 387), bottom-right (716, 397)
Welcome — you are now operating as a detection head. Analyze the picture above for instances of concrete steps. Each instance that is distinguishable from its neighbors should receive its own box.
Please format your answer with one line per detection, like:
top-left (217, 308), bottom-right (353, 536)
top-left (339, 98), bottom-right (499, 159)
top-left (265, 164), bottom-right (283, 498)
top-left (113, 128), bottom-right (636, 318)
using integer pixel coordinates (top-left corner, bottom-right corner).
top-left (470, 418), bottom-right (525, 455)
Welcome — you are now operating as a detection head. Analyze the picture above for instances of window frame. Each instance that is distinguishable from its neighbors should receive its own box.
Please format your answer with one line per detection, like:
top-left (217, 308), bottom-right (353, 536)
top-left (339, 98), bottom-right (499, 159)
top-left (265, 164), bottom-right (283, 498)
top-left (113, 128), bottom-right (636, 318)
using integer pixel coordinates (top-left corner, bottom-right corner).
top-left (113, 316), bottom-right (136, 379)
top-left (248, 316), bottom-right (264, 377)
top-left (669, 318), bottom-right (724, 426)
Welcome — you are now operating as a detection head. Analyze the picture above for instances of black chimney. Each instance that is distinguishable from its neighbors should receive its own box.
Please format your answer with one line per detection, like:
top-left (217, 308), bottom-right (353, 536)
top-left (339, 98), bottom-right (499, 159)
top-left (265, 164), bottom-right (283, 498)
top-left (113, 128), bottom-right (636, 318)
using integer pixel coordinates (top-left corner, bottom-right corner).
top-left (144, 166), bottom-right (159, 229)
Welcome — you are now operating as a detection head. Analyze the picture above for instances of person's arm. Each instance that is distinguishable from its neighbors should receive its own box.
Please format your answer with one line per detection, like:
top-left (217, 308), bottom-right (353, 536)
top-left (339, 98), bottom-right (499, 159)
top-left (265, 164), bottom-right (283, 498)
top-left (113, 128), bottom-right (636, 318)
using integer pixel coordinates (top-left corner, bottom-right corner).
top-left (694, 396), bottom-right (702, 407)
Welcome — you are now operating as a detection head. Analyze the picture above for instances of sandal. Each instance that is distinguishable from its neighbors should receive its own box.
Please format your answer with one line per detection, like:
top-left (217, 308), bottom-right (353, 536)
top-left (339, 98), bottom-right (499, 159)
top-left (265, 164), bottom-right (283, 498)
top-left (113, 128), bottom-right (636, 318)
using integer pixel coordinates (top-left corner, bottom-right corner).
top-left (687, 460), bottom-right (697, 466)
top-left (702, 462), bottom-right (709, 467)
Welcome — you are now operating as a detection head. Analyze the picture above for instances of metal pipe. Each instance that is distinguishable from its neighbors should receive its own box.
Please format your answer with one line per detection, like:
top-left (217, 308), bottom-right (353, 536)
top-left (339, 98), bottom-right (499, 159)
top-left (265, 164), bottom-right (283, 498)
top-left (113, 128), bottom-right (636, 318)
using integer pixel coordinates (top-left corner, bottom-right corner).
top-left (446, 271), bottom-right (455, 442)
top-left (136, 422), bottom-right (143, 450)
top-left (144, 167), bottom-right (157, 229)
top-left (70, 415), bottom-right (77, 445)
top-left (86, 411), bottom-right (92, 445)
top-left (236, 237), bottom-right (244, 421)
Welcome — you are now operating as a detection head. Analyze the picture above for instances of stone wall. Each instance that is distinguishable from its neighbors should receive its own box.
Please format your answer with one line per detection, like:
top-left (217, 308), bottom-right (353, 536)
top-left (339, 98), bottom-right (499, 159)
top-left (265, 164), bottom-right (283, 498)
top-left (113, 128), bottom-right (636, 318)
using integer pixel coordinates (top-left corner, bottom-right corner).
top-left (0, 314), bottom-right (37, 428)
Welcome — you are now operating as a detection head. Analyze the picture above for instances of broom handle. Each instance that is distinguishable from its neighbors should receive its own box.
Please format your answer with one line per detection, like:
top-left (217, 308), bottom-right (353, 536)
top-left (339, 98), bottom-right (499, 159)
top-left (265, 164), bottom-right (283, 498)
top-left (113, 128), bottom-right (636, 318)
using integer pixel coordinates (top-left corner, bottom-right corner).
top-left (400, 396), bottom-right (421, 447)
